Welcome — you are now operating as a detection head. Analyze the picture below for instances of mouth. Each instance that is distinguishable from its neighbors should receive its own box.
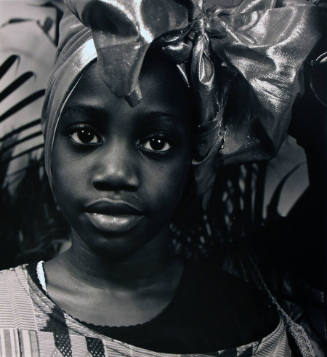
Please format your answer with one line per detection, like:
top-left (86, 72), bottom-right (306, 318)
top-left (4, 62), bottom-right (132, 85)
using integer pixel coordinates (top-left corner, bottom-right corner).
top-left (84, 199), bottom-right (144, 234)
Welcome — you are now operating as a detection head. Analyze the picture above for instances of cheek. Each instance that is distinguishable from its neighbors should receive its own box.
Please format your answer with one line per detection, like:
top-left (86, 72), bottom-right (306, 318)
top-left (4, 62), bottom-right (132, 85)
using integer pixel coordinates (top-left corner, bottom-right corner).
top-left (50, 141), bottom-right (87, 211)
top-left (142, 157), bottom-right (192, 220)
top-left (51, 166), bottom-right (79, 217)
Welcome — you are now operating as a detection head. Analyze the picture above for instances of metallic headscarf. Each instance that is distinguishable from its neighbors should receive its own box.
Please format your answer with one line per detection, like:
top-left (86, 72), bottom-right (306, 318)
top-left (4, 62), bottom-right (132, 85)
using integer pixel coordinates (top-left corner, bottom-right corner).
top-left (42, 0), bottom-right (323, 208)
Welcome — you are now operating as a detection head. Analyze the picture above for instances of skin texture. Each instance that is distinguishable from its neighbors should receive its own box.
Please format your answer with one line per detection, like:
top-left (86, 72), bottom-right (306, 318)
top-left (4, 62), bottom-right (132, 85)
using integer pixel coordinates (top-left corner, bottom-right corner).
top-left (43, 51), bottom-right (283, 339)
top-left (45, 56), bottom-right (195, 326)
top-left (44, 55), bottom-right (280, 343)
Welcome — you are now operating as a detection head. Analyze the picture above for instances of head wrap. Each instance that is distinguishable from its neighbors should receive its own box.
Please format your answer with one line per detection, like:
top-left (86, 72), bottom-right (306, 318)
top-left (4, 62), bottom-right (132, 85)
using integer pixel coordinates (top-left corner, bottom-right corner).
top-left (42, 0), bottom-right (323, 208)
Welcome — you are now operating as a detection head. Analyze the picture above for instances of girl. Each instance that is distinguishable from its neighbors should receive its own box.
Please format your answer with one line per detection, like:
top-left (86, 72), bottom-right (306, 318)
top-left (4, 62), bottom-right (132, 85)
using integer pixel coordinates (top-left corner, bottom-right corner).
top-left (0, 0), bottom-right (325, 356)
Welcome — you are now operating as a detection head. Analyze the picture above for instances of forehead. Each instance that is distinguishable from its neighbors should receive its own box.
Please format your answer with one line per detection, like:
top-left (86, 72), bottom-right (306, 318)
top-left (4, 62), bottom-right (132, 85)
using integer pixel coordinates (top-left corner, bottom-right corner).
top-left (62, 55), bottom-right (194, 123)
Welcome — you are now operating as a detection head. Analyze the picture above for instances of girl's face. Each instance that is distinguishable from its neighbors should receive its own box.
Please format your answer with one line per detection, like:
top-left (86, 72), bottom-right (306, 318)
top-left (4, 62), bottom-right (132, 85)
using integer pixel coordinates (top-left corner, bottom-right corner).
top-left (51, 58), bottom-right (194, 258)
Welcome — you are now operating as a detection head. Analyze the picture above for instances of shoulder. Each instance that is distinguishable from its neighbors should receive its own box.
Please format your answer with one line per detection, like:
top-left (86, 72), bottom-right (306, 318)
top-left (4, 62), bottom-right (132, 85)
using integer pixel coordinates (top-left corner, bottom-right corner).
top-left (191, 258), bottom-right (275, 308)
top-left (0, 264), bottom-right (32, 302)
top-left (0, 265), bottom-right (35, 327)
top-left (184, 258), bottom-right (280, 347)
top-left (0, 264), bottom-right (28, 287)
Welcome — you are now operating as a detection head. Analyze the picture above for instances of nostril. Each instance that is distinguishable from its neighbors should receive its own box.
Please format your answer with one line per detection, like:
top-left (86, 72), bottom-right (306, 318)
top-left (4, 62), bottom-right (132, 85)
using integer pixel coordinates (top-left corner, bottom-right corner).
top-left (92, 169), bottom-right (139, 192)
top-left (91, 143), bottom-right (140, 191)
top-left (93, 180), bottom-right (110, 191)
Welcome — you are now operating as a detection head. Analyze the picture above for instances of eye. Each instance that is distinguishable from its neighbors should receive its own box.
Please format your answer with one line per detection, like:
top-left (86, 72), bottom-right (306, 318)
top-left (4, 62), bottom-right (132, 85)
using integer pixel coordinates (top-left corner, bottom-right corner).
top-left (140, 136), bottom-right (172, 153)
top-left (69, 126), bottom-right (101, 145)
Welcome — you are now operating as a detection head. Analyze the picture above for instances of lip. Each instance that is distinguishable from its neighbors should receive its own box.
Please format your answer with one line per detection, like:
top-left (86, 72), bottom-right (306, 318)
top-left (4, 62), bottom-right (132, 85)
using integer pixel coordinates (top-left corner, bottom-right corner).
top-left (84, 199), bottom-right (144, 234)
top-left (85, 212), bottom-right (144, 234)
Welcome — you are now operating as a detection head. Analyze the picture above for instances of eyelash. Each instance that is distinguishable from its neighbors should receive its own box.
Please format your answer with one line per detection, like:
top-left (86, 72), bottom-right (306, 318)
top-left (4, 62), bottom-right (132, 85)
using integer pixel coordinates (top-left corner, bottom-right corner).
top-left (66, 125), bottom-right (174, 154)
top-left (68, 125), bottom-right (102, 146)
top-left (137, 135), bottom-right (173, 154)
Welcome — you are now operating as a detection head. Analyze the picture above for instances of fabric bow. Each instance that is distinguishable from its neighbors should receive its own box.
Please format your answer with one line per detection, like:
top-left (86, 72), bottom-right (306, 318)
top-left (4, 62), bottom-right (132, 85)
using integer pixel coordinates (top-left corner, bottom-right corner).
top-left (43, 0), bottom-right (323, 208)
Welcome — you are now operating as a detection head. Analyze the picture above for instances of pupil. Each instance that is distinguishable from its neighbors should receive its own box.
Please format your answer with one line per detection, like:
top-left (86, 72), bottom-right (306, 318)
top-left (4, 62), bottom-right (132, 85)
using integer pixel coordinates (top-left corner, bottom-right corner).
top-left (150, 137), bottom-right (164, 150)
top-left (78, 129), bottom-right (93, 143)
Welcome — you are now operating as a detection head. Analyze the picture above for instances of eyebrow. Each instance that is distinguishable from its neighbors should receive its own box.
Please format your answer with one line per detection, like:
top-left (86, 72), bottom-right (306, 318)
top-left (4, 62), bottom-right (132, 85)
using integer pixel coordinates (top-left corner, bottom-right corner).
top-left (61, 105), bottom-right (188, 130)
top-left (63, 104), bottom-right (180, 120)
top-left (142, 111), bottom-right (178, 121)
top-left (61, 104), bottom-right (107, 120)
top-left (141, 112), bottom-right (193, 139)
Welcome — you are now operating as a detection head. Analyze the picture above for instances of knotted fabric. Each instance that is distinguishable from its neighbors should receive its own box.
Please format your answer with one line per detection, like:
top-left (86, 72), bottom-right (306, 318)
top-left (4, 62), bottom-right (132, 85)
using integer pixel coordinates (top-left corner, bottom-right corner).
top-left (42, 0), bottom-right (324, 208)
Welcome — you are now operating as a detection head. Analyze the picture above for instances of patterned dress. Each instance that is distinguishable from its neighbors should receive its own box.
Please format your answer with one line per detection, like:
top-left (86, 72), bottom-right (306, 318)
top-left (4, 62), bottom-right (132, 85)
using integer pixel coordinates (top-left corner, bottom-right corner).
top-left (0, 264), bottom-right (314, 357)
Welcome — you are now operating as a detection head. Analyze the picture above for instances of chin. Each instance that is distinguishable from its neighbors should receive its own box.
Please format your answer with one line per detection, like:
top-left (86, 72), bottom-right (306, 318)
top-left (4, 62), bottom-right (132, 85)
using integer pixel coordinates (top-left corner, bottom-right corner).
top-left (76, 229), bottom-right (154, 262)
top-left (71, 217), bottom-right (170, 261)
top-left (93, 237), bottom-right (146, 260)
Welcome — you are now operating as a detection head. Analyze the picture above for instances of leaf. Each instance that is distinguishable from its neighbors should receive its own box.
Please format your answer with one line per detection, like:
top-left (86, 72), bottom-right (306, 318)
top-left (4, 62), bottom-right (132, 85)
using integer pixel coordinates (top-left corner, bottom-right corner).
top-left (266, 163), bottom-right (303, 220)
top-left (0, 71), bottom-right (35, 102)
top-left (0, 143), bottom-right (44, 166)
top-left (0, 55), bottom-right (20, 80)
top-left (0, 89), bottom-right (45, 123)
top-left (0, 130), bottom-right (42, 155)
top-left (0, 118), bottom-right (41, 142)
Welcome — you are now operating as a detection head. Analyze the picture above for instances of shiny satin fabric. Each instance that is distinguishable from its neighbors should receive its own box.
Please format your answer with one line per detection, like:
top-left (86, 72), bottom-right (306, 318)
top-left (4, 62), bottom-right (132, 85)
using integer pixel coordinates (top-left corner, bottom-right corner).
top-left (42, 0), bottom-right (324, 207)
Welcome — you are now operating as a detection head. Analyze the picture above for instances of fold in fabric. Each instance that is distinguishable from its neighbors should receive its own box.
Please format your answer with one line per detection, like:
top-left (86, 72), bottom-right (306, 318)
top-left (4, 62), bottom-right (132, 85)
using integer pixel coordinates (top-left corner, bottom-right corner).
top-left (42, 0), bottom-right (325, 207)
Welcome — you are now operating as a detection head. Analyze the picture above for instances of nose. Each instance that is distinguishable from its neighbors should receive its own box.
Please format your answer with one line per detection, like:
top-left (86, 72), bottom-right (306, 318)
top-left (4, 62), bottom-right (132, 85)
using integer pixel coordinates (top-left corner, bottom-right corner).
top-left (92, 140), bottom-right (140, 192)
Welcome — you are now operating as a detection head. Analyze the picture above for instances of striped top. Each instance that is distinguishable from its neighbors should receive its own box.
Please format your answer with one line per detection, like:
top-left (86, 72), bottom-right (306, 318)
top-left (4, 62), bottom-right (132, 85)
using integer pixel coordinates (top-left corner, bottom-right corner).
top-left (0, 264), bottom-right (306, 357)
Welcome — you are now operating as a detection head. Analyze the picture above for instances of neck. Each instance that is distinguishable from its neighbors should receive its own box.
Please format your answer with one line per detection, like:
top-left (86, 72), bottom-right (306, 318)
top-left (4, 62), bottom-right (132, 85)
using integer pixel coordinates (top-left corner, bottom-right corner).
top-left (56, 226), bottom-right (179, 291)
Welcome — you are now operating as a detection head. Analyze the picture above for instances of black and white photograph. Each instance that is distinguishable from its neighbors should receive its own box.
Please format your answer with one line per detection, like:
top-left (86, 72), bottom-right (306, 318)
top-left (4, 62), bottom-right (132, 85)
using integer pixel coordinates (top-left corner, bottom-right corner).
top-left (0, 0), bottom-right (326, 356)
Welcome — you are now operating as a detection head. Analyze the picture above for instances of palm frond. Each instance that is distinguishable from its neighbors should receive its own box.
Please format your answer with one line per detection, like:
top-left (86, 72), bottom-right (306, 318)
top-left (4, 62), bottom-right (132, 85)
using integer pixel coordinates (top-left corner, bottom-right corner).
top-left (0, 2), bottom-right (67, 269)
top-left (0, 134), bottom-right (17, 188)
top-left (0, 118), bottom-right (41, 142)
top-left (253, 162), bottom-right (267, 225)
top-left (0, 55), bottom-right (20, 80)
top-left (0, 71), bottom-right (35, 102)
top-left (0, 144), bottom-right (44, 166)
top-left (0, 89), bottom-right (45, 124)
top-left (0, 130), bottom-right (42, 156)
top-left (266, 163), bottom-right (303, 220)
